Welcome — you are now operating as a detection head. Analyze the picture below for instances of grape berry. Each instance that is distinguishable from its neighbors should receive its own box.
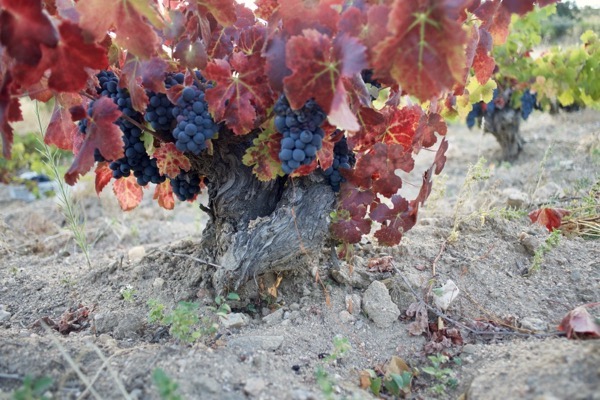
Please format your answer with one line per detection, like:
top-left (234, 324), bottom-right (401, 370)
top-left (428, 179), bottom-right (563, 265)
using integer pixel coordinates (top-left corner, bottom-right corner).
top-left (170, 170), bottom-right (202, 201)
top-left (323, 136), bottom-right (353, 192)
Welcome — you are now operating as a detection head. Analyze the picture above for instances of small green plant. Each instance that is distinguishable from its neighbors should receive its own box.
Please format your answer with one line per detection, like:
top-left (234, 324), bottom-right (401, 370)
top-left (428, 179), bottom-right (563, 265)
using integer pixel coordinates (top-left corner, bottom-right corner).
top-left (12, 375), bottom-right (53, 400)
top-left (35, 101), bottom-right (91, 268)
top-left (421, 354), bottom-right (459, 396)
top-left (120, 285), bottom-right (136, 302)
top-left (152, 368), bottom-right (183, 400)
top-left (449, 157), bottom-right (491, 242)
top-left (147, 299), bottom-right (218, 343)
top-left (314, 337), bottom-right (352, 400)
top-left (211, 292), bottom-right (240, 317)
top-left (529, 229), bottom-right (562, 274)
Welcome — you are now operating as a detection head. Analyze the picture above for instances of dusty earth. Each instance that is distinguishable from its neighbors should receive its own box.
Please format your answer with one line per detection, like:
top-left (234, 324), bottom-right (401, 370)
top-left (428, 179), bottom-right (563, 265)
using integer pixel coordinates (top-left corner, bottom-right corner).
top-left (1, 109), bottom-right (599, 400)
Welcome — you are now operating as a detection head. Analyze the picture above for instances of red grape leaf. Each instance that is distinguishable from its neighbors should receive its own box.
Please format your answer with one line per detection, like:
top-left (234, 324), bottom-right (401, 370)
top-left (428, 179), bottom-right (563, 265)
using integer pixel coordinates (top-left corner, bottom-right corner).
top-left (264, 33), bottom-right (290, 93)
top-left (433, 138), bottom-right (449, 175)
top-left (283, 30), bottom-right (366, 118)
top-left (316, 131), bottom-right (336, 171)
top-left (13, 21), bottom-right (109, 92)
top-left (255, 0), bottom-right (279, 20)
top-left (120, 54), bottom-right (168, 113)
top-left (473, 27), bottom-right (495, 85)
top-left (0, 0), bottom-right (59, 66)
top-left (204, 50), bottom-right (274, 135)
top-left (0, 73), bottom-right (21, 159)
top-left (279, 0), bottom-right (341, 36)
top-left (381, 105), bottom-right (423, 150)
top-left (347, 106), bottom-right (385, 151)
top-left (154, 143), bottom-right (192, 178)
top-left (174, 38), bottom-right (208, 70)
top-left (154, 181), bottom-right (175, 210)
top-left (242, 126), bottom-right (283, 181)
top-left (194, 0), bottom-right (237, 27)
top-left (529, 207), bottom-right (571, 232)
top-left (371, 195), bottom-right (418, 246)
top-left (415, 165), bottom-right (435, 206)
top-left (558, 304), bottom-right (600, 339)
top-left (372, 0), bottom-right (468, 101)
top-left (65, 97), bottom-right (124, 185)
top-left (45, 93), bottom-right (81, 151)
top-left (94, 162), bottom-right (113, 195)
top-left (343, 143), bottom-right (414, 190)
top-left (113, 175), bottom-right (143, 211)
top-left (330, 206), bottom-right (372, 244)
top-left (76, 0), bottom-right (160, 58)
top-left (414, 112), bottom-right (447, 152)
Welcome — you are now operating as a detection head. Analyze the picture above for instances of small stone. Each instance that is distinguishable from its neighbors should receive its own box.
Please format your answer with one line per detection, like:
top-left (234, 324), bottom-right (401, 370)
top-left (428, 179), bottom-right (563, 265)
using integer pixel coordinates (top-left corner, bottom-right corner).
top-left (220, 313), bottom-right (250, 329)
top-left (262, 308), bottom-right (284, 325)
top-left (520, 317), bottom-right (547, 332)
top-left (153, 277), bottom-right (165, 289)
top-left (292, 389), bottom-right (319, 400)
top-left (228, 336), bottom-right (284, 352)
top-left (504, 188), bottom-right (529, 209)
top-left (462, 344), bottom-right (478, 355)
top-left (244, 377), bottom-right (266, 396)
top-left (339, 310), bottom-right (355, 324)
top-left (345, 294), bottom-right (362, 316)
top-left (128, 246), bottom-right (146, 262)
top-left (519, 232), bottom-right (540, 256)
top-left (196, 376), bottom-right (220, 393)
top-left (362, 281), bottom-right (400, 328)
top-left (289, 303), bottom-right (300, 311)
top-left (0, 309), bottom-right (11, 322)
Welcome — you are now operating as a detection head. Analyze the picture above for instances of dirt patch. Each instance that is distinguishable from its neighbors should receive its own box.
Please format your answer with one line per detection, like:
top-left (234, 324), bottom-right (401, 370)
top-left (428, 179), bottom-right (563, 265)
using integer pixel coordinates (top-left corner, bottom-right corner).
top-left (1, 109), bottom-right (599, 399)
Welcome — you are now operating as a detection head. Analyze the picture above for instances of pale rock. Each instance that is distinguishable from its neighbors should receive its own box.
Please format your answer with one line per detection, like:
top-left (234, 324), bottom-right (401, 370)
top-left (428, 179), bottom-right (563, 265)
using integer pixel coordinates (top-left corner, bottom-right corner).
top-left (153, 277), bottom-right (165, 289)
top-left (262, 308), bottom-right (284, 325)
top-left (0, 309), bottom-right (11, 322)
top-left (503, 188), bottom-right (529, 209)
top-left (228, 336), bottom-right (284, 352)
top-left (220, 313), bottom-right (250, 329)
top-left (520, 317), bottom-right (548, 332)
top-left (345, 294), bottom-right (362, 316)
top-left (339, 310), bottom-right (355, 324)
top-left (128, 246), bottom-right (146, 262)
top-left (244, 377), bottom-right (266, 396)
top-left (362, 281), bottom-right (400, 328)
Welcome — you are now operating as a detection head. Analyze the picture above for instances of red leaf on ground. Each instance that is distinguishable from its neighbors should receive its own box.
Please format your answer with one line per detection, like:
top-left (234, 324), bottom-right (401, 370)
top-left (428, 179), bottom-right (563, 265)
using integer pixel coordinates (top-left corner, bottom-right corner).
top-left (154, 143), bottom-right (192, 178)
top-left (242, 126), bottom-right (283, 181)
top-left (558, 304), bottom-right (600, 339)
top-left (529, 207), bottom-right (571, 232)
top-left (94, 162), bottom-right (113, 195)
top-left (113, 175), bottom-right (143, 211)
top-left (65, 97), bottom-right (124, 185)
top-left (367, 256), bottom-right (394, 273)
top-left (154, 181), bottom-right (175, 210)
top-left (205, 46), bottom-right (274, 135)
top-left (45, 93), bottom-right (81, 151)
top-left (0, 0), bottom-right (59, 66)
top-left (372, 0), bottom-right (469, 101)
top-left (283, 30), bottom-right (366, 120)
top-left (76, 0), bottom-right (160, 58)
top-left (121, 55), bottom-right (168, 113)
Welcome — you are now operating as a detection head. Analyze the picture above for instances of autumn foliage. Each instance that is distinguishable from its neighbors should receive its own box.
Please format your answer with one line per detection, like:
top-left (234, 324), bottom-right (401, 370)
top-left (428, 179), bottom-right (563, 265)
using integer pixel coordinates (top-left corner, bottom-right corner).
top-left (0, 0), bottom-right (557, 248)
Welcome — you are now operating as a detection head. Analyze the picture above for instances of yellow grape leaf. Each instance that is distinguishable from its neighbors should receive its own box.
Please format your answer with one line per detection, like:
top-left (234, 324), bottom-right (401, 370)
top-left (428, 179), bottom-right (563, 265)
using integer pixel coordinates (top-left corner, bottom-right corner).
top-left (558, 89), bottom-right (575, 106)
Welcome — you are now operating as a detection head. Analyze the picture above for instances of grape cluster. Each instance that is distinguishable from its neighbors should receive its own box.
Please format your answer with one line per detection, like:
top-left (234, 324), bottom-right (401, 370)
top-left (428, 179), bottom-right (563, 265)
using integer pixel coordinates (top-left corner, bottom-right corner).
top-left (323, 136), bottom-right (353, 192)
top-left (96, 70), bottom-right (165, 186)
top-left (520, 90), bottom-right (537, 120)
top-left (275, 96), bottom-right (327, 175)
top-left (144, 73), bottom-right (185, 131)
top-left (170, 170), bottom-right (202, 201)
top-left (172, 85), bottom-right (218, 155)
top-left (466, 102), bottom-right (483, 129)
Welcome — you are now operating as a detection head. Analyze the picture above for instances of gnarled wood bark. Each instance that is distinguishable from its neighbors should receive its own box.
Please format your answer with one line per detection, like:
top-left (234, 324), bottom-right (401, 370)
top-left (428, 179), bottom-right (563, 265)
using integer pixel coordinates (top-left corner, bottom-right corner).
top-left (482, 107), bottom-right (523, 162)
top-left (190, 130), bottom-right (336, 292)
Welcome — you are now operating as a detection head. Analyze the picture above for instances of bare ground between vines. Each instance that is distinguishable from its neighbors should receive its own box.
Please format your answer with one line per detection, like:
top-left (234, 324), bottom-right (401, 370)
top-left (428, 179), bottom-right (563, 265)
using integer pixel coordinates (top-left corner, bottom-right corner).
top-left (1, 110), bottom-right (599, 400)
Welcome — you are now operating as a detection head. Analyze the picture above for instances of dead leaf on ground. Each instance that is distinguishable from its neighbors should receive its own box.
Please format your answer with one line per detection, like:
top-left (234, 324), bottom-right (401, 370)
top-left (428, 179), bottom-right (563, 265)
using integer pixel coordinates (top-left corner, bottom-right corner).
top-left (367, 256), bottom-right (394, 272)
top-left (406, 301), bottom-right (429, 336)
top-left (558, 303), bottom-right (600, 339)
top-left (32, 304), bottom-right (92, 335)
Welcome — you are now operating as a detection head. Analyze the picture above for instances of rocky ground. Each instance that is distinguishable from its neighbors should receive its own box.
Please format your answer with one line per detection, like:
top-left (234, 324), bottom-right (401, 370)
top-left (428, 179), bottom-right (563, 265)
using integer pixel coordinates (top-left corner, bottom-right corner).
top-left (1, 109), bottom-right (599, 400)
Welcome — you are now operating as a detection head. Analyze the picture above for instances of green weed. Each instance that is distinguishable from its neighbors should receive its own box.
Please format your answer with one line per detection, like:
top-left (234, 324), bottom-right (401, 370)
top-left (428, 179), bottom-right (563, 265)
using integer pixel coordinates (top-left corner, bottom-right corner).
top-left (120, 285), bottom-right (136, 302)
top-left (152, 368), bottom-right (183, 400)
top-left (11, 375), bottom-right (53, 400)
top-left (314, 337), bottom-right (352, 400)
top-left (147, 299), bottom-right (222, 343)
top-left (421, 354), bottom-right (459, 396)
top-left (529, 229), bottom-right (562, 274)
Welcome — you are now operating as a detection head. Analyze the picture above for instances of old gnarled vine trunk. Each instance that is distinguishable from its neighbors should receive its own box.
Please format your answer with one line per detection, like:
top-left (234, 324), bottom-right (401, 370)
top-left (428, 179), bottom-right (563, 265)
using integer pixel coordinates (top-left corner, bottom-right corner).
top-left (190, 130), bottom-right (336, 292)
top-left (483, 107), bottom-right (524, 162)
